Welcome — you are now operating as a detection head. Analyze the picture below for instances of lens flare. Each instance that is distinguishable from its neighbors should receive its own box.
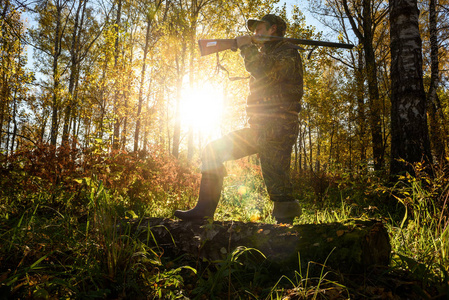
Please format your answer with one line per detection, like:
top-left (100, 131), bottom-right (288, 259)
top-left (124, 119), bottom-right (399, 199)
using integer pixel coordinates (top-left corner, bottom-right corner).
top-left (238, 185), bottom-right (248, 195)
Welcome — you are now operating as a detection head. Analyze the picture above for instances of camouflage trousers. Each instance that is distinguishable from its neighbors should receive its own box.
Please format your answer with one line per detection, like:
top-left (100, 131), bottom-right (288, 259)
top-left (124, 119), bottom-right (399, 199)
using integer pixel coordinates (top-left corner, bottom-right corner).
top-left (201, 116), bottom-right (299, 202)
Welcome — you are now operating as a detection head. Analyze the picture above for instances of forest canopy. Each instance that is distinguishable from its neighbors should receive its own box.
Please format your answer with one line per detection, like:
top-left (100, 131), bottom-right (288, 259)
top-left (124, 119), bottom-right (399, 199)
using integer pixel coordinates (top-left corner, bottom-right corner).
top-left (1, 0), bottom-right (448, 174)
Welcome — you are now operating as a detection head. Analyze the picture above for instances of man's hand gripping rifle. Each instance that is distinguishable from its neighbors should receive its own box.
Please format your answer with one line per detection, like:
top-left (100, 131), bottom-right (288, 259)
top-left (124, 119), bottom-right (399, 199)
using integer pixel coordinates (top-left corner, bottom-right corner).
top-left (198, 35), bottom-right (354, 57)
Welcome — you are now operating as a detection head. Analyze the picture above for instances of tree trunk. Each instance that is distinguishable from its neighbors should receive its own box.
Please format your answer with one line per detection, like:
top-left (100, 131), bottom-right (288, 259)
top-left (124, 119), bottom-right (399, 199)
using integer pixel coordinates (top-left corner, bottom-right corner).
top-left (390, 0), bottom-right (432, 176)
top-left (294, 140), bottom-right (299, 173)
top-left (307, 110), bottom-right (313, 172)
top-left (356, 47), bottom-right (367, 169)
top-left (172, 42), bottom-right (186, 159)
top-left (134, 1), bottom-right (160, 152)
top-left (50, 1), bottom-right (63, 146)
top-left (301, 124), bottom-right (307, 170)
top-left (427, 0), bottom-right (447, 164)
top-left (121, 38), bottom-right (131, 150)
top-left (342, 0), bottom-right (385, 171)
top-left (172, 75), bottom-right (182, 159)
top-left (121, 93), bottom-right (128, 150)
top-left (62, 0), bottom-right (86, 143)
top-left (98, 58), bottom-right (108, 141)
top-left (0, 43), bottom-right (10, 152)
top-left (131, 218), bottom-right (391, 275)
top-left (363, 0), bottom-right (383, 171)
top-left (112, 0), bottom-right (122, 150)
top-left (10, 90), bottom-right (17, 152)
top-left (187, 15), bottom-right (198, 161)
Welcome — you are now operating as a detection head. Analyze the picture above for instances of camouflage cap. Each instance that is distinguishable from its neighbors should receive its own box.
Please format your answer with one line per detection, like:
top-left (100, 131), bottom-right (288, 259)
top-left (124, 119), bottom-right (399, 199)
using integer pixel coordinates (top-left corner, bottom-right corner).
top-left (247, 14), bottom-right (287, 36)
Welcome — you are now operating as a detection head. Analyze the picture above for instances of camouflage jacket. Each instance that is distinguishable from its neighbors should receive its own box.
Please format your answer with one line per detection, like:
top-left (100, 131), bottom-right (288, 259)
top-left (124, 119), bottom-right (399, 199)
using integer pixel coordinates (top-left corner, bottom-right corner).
top-left (240, 39), bottom-right (303, 122)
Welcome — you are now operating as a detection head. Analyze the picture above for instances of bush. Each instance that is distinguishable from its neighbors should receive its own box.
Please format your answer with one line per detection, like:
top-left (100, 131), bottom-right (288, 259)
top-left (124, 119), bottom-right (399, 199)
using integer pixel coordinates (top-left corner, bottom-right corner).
top-left (0, 143), bottom-right (200, 218)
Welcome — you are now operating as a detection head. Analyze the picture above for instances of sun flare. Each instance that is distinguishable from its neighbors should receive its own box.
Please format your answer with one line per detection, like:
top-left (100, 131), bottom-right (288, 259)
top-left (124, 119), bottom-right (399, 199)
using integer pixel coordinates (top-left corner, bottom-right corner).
top-left (180, 83), bottom-right (224, 137)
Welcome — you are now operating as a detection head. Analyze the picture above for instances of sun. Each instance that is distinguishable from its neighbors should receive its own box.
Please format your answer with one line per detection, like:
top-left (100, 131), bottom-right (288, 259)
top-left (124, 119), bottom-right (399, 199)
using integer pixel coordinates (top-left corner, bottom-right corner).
top-left (180, 83), bottom-right (224, 137)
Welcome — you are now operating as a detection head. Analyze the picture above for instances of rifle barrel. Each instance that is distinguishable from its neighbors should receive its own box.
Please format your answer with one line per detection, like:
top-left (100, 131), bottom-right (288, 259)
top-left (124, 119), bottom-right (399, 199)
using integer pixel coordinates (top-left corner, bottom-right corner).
top-left (260, 35), bottom-right (354, 49)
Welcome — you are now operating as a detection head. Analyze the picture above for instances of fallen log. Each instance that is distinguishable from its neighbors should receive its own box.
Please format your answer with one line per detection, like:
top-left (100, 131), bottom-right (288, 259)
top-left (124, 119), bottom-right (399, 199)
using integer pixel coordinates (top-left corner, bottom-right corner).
top-left (131, 218), bottom-right (391, 275)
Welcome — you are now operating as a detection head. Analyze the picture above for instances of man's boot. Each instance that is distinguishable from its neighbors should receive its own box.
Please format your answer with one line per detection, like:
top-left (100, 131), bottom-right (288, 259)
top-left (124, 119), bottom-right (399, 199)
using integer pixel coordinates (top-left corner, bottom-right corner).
top-left (174, 171), bottom-right (224, 221)
top-left (272, 200), bottom-right (302, 224)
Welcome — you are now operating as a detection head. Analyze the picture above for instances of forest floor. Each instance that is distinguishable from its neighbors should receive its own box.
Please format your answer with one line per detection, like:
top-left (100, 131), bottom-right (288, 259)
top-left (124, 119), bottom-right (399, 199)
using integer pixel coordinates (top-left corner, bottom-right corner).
top-left (1, 149), bottom-right (448, 299)
top-left (1, 200), bottom-right (447, 299)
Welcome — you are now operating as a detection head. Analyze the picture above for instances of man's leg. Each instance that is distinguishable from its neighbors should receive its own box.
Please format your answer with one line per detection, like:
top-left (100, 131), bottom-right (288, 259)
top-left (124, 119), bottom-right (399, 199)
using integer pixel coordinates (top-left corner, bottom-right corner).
top-left (258, 118), bottom-right (301, 223)
top-left (174, 128), bottom-right (257, 221)
top-left (173, 165), bottom-right (226, 221)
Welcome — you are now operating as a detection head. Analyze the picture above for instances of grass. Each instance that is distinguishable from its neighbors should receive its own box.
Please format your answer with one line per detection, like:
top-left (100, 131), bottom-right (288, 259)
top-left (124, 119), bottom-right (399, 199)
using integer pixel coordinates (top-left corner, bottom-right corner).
top-left (0, 180), bottom-right (191, 299)
top-left (384, 170), bottom-right (449, 297)
top-left (1, 154), bottom-right (449, 299)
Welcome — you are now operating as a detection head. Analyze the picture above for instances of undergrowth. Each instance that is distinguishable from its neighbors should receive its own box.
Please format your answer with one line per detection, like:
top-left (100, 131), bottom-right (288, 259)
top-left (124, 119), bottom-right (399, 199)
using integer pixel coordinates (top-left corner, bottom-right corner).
top-left (1, 144), bottom-right (448, 299)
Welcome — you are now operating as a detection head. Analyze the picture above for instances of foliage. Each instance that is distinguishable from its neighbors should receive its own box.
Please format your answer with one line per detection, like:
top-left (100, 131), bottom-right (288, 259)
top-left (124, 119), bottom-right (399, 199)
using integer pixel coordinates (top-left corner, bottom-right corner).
top-left (0, 142), bottom-right (200, 218)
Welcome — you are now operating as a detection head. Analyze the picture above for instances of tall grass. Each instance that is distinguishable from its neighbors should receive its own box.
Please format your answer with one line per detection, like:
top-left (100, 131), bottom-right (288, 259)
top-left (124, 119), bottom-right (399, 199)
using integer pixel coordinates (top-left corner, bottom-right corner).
top-left (0, 178), bottom-right (196, 299)
top-left (386, 165), bottom-right (449, 291)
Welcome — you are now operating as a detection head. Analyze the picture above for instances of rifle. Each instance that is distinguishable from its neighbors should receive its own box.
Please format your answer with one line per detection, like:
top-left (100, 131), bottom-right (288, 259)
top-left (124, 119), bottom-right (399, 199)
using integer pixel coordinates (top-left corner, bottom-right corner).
top-left (198, 35), bottom-right (354, 57)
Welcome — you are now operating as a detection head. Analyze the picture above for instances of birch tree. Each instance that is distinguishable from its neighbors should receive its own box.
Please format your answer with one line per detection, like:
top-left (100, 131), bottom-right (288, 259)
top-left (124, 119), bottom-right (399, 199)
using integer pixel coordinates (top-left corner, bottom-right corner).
top-left (390, 0), bottom-right (432, 176)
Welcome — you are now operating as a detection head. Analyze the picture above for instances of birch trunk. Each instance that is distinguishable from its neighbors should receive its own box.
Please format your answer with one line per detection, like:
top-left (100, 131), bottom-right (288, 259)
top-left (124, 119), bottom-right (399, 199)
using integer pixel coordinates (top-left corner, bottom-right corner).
top-left (390, 0), bottom-right (432, 176)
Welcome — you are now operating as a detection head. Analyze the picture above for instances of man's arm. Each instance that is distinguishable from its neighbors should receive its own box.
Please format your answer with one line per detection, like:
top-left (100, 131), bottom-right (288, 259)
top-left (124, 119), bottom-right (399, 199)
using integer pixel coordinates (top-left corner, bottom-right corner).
top-left (239, 41), bottom-right (300, 83)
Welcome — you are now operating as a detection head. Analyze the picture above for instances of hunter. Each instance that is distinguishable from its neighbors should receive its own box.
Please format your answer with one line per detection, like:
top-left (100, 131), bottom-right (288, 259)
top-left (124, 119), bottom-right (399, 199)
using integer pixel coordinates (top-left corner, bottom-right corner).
top-left (175, 14), bottom-right (303, 223)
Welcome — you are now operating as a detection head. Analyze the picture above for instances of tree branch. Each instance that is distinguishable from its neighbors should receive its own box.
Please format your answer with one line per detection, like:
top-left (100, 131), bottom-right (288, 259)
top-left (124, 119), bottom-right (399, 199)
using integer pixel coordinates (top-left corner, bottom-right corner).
top-left (342, 0), bottom-right (364, 41)
top-left (1, 131), bottom-right (37, 145)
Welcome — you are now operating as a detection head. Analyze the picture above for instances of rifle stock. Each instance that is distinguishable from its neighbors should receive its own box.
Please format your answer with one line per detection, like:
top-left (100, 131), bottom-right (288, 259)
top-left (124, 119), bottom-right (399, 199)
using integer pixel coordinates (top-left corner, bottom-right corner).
top-left (198, 36), bottom-right (354, 56)
top-left (198, 39), bottom-right (238, 56)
